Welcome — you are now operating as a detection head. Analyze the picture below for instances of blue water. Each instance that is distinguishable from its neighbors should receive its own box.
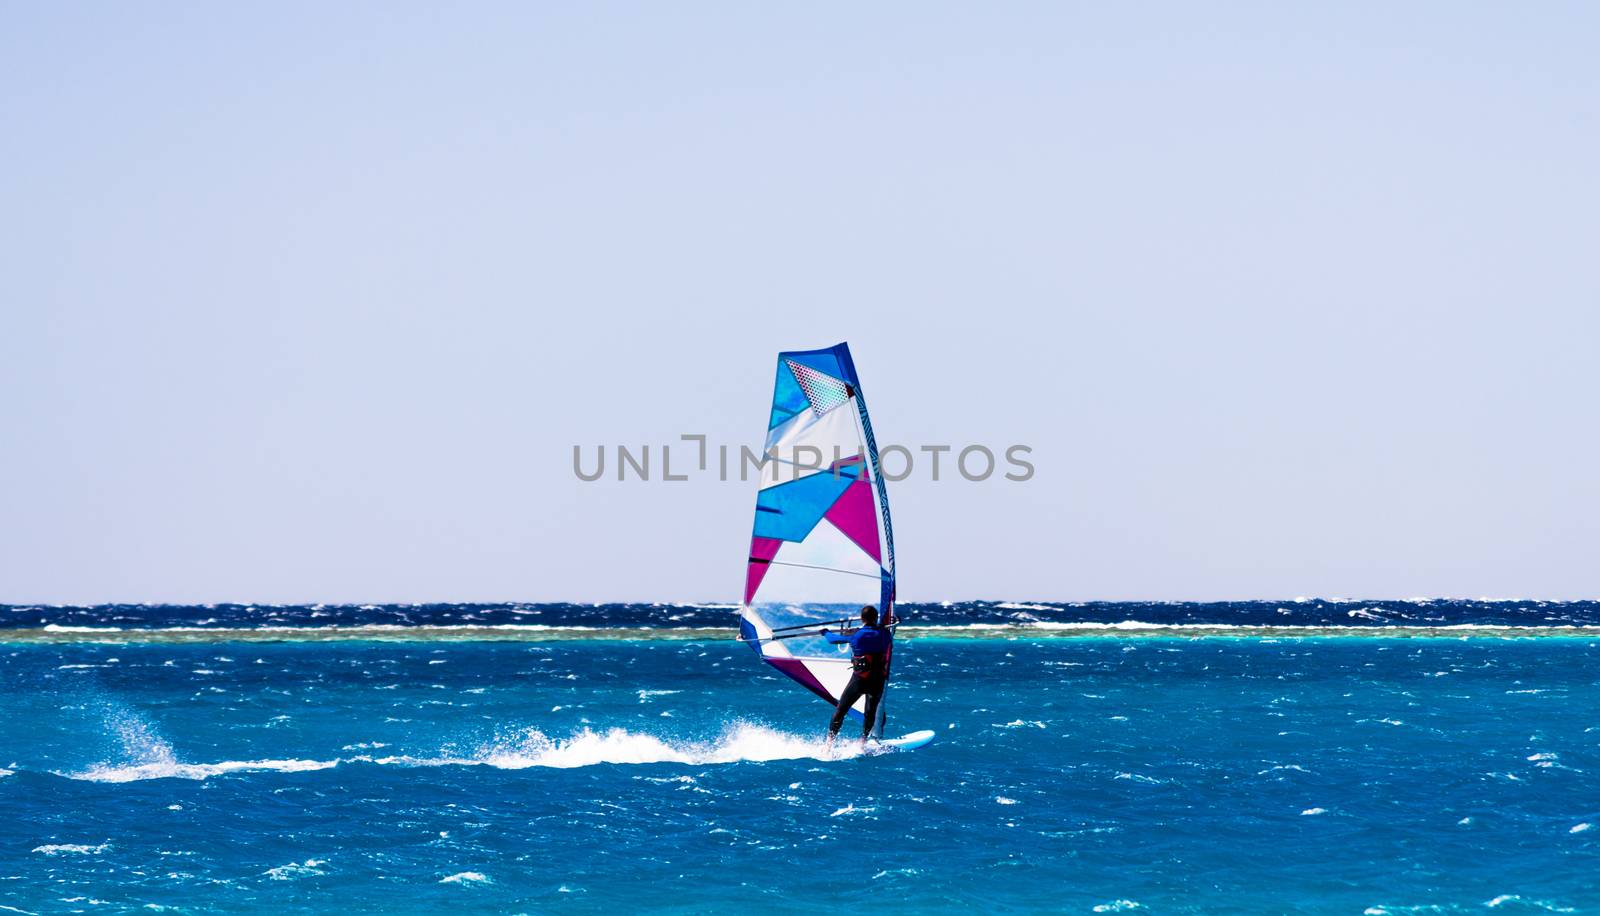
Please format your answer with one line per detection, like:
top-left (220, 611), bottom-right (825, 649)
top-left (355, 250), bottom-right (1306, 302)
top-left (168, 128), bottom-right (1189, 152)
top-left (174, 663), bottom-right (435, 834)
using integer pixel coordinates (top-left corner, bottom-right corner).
top-left (3, 604), bottom-right (1599, 913)
top-left (9, 598), bottom-right (1600, 630)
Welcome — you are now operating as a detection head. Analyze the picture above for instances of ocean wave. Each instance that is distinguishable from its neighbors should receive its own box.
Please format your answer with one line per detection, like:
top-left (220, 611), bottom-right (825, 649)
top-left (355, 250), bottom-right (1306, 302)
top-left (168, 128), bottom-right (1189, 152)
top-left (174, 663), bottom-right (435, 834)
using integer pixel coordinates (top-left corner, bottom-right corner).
top-left (8, 621), bottom-right (1600, 645)
top-left (10, 599), bottom-right (1600, 635)
top-left (454, 723), bottom-right (865, 769)
top-left (32, 843), bottom-right (109, 855)
top-left (265, 859), bottom-right (327, 881)
top-left (68, 758), bottom-right (339, 783)
top-left (1484, 896), bottom-right (1576, 912)
top-left (50, 724), bottom-right (881, 782)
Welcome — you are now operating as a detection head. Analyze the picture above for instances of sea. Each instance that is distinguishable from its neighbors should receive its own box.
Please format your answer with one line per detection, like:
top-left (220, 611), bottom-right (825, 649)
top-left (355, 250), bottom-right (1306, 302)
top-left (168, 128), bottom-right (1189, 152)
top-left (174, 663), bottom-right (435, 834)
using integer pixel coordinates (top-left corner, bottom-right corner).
top-left (3, 600), bottom-right (1598, 914)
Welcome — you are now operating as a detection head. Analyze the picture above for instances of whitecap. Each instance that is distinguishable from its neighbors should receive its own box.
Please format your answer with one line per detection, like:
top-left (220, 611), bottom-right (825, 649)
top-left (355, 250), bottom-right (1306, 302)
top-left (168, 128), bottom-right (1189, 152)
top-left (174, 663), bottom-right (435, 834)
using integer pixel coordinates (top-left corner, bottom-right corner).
top-left (68, 758), bottom-right (338, 783)
top-left (1484, 895), bottom-right (1575, 912)
top-left (1113, 772), bottom-right (1166, 785)
top-left (265, 859), bottom-right (326, 880)
top-left (33, 843), bottom-right (109, 855)
top-left (830, 804), bottom-right (873, 817)
top-left (440, 872), bottom-right (491, 885)
top-left (465, 723), bottom-right (862, 769)
top-left (1256, 765), bottom-right (1310, 776)
top-left (64, 723), bottom-right (874, 784)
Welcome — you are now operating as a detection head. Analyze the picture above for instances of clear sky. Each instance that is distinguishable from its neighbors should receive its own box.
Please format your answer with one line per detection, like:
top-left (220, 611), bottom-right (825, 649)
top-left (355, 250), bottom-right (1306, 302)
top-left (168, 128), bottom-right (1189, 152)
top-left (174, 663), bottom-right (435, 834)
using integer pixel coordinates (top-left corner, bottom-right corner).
top-left (3, 3), bottom-right (1596, 603)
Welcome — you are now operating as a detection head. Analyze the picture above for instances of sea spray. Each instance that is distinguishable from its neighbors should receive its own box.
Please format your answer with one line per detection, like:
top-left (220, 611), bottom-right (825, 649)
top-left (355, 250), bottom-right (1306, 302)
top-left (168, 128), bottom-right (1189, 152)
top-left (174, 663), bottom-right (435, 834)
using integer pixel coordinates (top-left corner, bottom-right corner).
top-left (469, 722), bottom-right (864, 769)
top-left (55, 723), bottom-right (864, 781)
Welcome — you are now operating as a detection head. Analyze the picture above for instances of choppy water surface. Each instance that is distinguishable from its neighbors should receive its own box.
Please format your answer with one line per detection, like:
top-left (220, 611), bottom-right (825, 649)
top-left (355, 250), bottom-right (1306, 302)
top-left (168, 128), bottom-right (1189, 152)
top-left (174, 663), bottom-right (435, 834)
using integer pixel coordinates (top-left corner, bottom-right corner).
top-left (2, 604), bottom-right (1598, 913)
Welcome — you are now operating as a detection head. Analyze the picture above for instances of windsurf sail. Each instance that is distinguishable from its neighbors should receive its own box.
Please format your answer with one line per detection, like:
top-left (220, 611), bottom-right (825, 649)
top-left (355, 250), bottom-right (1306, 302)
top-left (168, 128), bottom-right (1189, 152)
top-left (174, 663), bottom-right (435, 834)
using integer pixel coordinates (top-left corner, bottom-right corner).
top-left (738, 342), bottom-right (896, 735)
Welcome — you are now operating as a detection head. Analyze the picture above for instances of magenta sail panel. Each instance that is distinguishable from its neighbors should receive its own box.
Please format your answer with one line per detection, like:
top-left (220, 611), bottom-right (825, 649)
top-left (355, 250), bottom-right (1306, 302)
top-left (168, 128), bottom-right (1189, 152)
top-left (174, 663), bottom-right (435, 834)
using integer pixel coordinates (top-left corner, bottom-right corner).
top-left (824, 478), bottom-right (881, 564)
top-left (744, 537), bottom-right (783, 604)
top-left (765, 657), bottom-right (837, 705)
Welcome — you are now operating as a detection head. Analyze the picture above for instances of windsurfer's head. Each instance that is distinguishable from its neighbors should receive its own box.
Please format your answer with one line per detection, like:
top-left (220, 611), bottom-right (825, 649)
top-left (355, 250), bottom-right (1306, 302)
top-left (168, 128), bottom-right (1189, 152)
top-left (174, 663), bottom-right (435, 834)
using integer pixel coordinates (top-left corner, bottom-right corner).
top-left (860, 606), bottom-right (879, 626)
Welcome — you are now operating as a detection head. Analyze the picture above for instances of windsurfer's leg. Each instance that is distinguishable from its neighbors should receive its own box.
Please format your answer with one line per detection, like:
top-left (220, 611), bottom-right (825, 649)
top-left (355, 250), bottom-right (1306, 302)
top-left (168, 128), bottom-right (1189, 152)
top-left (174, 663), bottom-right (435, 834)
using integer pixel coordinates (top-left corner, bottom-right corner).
top-left (859, 686), bottom-right (883, 739)
top-left (829, 678), bottom-right (865, 736)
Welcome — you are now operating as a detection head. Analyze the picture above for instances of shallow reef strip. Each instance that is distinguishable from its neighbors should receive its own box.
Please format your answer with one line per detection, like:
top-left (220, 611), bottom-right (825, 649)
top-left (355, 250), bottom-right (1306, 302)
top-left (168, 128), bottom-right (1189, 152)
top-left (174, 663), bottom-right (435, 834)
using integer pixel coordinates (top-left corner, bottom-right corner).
top-left (4, 623), bottom-right (1600, 644)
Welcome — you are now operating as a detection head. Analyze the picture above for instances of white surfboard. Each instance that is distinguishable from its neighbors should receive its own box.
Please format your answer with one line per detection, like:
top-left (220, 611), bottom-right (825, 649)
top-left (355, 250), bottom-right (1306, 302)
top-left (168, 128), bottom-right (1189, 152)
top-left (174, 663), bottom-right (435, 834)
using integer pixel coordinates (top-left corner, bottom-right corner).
top-left (875, 729), bottom-right (936, 751)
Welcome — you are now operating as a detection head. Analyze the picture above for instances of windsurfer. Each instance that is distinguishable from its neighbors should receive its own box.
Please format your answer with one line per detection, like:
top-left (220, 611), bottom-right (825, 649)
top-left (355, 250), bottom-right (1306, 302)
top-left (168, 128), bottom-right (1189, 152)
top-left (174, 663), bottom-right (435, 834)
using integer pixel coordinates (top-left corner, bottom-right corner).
top-left (822, 605), bottom-right (892, 743)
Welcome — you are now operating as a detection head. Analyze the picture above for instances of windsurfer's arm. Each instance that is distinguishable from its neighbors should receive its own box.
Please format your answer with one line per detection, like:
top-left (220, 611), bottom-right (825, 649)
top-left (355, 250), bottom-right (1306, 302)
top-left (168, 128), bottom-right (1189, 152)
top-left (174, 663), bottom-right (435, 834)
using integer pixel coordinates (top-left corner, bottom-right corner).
top-left (821, 629), bottom-right (852, 645)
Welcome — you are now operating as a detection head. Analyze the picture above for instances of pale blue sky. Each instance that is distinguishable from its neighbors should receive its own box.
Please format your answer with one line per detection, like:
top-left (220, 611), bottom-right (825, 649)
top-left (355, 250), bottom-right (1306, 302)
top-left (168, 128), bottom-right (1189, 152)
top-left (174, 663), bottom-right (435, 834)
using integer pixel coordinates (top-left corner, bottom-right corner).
top-left (3, 3), bottom-right (1596, 603)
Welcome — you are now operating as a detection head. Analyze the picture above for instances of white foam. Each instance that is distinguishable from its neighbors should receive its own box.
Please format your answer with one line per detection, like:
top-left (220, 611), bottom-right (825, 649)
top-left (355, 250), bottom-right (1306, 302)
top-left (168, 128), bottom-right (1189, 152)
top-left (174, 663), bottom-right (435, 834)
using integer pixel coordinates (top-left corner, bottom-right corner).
top-left (63, 724), bottom-right (867, 783)
top-left (1485, 896), bottom-right (1576, 912)
top-left (69, 758), bottom-right (339, 783)
top-left (265, 859), bottom-right (326, 880)
top-left (1571, 823), bottom-right (1593, 834)
top-left (1092, 901), bottom-right (1144, 913)
top-left (1301, 807), bottom-right (1328, 816)
top-left (33, 843), bottom-right (108, 855)
top-left (1114, 772), bottom-right (1166, 785)
top-left (996, 796), bottom-right (1019, 805)
top-left (471, 723), bottom-right (860, 769)
top-left (440, 871), bottom-right (491, 885)
top-left (830, 804), bottom-right (874, 817)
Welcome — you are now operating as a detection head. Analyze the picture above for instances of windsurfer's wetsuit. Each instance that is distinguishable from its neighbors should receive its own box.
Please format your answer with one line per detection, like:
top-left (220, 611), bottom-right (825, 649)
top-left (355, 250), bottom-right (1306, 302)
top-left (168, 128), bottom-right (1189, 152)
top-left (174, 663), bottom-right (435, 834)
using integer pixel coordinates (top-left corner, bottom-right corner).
top-left (823, 624), bottom-right (892, 739)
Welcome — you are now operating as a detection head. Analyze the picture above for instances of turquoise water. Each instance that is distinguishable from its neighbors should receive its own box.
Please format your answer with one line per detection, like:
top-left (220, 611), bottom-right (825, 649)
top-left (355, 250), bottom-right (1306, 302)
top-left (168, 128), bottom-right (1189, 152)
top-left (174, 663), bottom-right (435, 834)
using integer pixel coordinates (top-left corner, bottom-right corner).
top-left (4, 635), bottom-right (1599, 913)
